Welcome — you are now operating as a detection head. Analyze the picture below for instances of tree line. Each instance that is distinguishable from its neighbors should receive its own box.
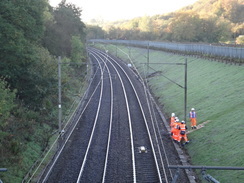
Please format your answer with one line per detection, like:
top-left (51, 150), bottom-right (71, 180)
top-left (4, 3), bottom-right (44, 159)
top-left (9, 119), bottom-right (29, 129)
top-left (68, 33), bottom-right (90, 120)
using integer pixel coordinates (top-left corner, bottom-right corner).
top-left (0, 0), bottom-right (86, 181)
top-left (86, 0), bottom-right (244, 44)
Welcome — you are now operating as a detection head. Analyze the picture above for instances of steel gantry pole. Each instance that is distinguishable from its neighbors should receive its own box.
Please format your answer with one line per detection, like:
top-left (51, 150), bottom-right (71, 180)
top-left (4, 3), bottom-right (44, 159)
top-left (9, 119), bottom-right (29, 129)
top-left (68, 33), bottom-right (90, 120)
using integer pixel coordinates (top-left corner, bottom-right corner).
top-left (184, 58), bottom-right (187, 122)
top-left (57, 56), bottom-right (86, 136)
top-left (147, 41), bottom-right (150, 76)
top-left (143, 60), bottom-right (188, 122)
top-left (58, 56), bottom-right (62, 134)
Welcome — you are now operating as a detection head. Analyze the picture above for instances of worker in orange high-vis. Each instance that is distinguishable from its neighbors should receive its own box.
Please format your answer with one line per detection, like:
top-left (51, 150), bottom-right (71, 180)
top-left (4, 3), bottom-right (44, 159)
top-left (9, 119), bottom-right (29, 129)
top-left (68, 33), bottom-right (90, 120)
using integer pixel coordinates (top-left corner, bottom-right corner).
top-left (170, 113), bottom-right (175, 128)
top-left (171, 118), bottom-right (180, 143)
top-left (189, 108), bottom-right (197, 129)
top-left (179, 121), bottom-right (189, 145)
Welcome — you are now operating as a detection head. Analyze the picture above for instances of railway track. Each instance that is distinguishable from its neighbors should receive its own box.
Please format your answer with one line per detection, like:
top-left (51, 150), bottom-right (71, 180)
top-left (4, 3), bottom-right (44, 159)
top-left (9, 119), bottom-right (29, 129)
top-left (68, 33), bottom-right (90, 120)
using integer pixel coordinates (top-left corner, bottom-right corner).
top-left (39, 47), bottom-right (188, 183)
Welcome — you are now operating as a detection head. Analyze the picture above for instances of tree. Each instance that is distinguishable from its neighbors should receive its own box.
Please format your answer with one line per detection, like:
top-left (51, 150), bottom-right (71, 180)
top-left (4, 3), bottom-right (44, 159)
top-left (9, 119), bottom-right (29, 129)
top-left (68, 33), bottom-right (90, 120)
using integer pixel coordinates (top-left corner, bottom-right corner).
top-left (86, 25), bottom-right (105, 39)
top-left (200, 16), bottom-right (222, 42)
top-left (88, 0), bottom-right (241, 43)
top-left (43, 0), bottom-right (86, 57)
top-left (71, 36), bottom-right (85, 63)
top-left (107, 26), bottom-right (119, 39)
top-left (0, 0), bottom-right (49, 108)
top-left (139, 16), bottom-right (153, 32)
top-left (0, 78), bottom-right (16, 127)
top-left (232, 23), bottom-right (244, 38)
top-left (236, 35), bottom-right (244, 44)
top-left (168, 11), bottom-right (202, 42)
top-left (27, 46), bottom-right (57, 109)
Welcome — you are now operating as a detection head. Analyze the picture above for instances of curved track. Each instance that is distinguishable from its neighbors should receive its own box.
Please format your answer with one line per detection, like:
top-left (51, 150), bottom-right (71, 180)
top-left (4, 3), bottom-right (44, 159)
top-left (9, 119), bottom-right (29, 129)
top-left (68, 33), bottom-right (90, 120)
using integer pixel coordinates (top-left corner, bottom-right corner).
top-left (40, 47), bottom-right (188, 183)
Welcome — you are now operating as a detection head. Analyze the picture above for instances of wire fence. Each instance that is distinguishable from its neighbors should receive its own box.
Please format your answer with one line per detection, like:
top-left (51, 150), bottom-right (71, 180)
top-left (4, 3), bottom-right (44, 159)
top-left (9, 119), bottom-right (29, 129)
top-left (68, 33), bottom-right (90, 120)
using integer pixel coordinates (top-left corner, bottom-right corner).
top-left (90, 39), bottom-right (244, 60)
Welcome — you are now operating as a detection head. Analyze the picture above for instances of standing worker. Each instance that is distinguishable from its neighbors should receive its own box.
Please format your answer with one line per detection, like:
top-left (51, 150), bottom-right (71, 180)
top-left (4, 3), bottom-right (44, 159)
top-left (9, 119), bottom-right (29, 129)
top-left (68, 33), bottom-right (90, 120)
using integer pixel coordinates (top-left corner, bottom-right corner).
top-left (179, 121), bottom-right (189, 145)
top-left (189, 108), bottom-right (197, 129)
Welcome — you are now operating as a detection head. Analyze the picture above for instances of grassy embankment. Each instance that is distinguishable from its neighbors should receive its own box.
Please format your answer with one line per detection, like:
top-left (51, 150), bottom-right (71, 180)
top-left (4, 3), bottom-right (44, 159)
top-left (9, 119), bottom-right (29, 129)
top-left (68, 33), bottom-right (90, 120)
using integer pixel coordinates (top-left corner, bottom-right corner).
top-left (95, 43), bottom-right (244, 183)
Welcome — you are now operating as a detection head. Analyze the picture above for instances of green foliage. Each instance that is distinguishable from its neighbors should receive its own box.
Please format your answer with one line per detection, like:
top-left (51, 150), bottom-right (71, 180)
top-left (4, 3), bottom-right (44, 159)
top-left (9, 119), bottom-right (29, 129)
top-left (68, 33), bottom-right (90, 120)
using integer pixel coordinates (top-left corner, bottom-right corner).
top-left (0, 0), bottom-right (51, 109)
top-left (27, 45), bottom-right (57, 109)
top-left (107, 26), bottom-right (121, 39)
top-left (215, 0), bottom-right (244, 23)
top-left (236, 35), bottom-right (244, 44)
top-left (0, 78), bottom-right (16, 125)
top-left (0, 0), bottom-right (87, 182)
top-left (71, 36), bottom-right (85, 63)
top-left (232, 23), bottom-right (244, 37)
top-left (42, 1), bottom-right (86, 57)
top-left (86, 25), bottom-right (106, 39)
top-left (169, 11), bottom-right (202, 42)
top-left (90, 0), bottom-right (243, 44)
top-left (139, 16), bottom-right (153, 32)
top-left (0, 0), bottom-right (46, 42)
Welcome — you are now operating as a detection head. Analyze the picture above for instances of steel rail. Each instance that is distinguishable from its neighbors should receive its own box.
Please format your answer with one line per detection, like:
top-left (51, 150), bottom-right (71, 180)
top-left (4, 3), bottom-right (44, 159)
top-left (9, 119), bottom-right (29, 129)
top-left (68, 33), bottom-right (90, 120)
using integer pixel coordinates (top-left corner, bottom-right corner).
top-left (148, 92), bottom-right (174, 179)
top-left (126, 43), bottom-right (172, 181)
top-left (40, 56), bottom-right (104, 183)
top-left (89, 48), bottom-right (137, 183)
top-left (110, 44), bottom-right (175, 179)
top-left (142, 81), bottom-right (171, 183)
top-left (35, 58), bottom-right (102, 183)
top-left (110, 54), bottom-right (163, 183)
top-left (121, 43), bottom-right (176, 179)
top-left (85, 49), bottom-right (114, 183)
top-left (93, 48), bottom-right (164, 182)
top-left (76, 52), bottom-right (107, 182)
top-left (115, 43), bottom-right (175, 179)
top-left (136, 56), bottom-right (174, 181)
top-left (133, 51), bottom-right (174, 180)
top-left (100, 54), bottom-right (114, 183)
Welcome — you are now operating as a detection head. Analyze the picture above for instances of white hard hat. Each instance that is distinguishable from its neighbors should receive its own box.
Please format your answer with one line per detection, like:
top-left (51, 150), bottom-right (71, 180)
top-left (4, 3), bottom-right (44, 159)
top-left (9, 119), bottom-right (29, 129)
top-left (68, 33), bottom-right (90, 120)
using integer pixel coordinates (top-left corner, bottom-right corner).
top-left (181, 120), bottom-right (185, 124)
top-left (191, 108), bottom-right (195, 110)
top-left (171, 113), bottom-right (175, 117)
top-left (175, 118), bottom-right (179, 122)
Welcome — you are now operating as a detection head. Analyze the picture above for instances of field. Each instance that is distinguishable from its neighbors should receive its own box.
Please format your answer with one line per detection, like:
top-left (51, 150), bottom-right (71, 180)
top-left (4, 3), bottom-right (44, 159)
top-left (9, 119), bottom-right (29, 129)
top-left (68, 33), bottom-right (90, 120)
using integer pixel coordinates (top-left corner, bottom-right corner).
top-left (94, 43), bottom-right (244, 182)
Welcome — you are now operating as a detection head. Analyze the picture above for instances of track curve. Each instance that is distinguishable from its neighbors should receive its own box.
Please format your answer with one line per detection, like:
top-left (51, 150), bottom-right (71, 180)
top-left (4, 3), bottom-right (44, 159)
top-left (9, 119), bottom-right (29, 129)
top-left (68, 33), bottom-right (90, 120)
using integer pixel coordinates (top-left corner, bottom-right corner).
top-left (39, 47), bottom-right (189, 183)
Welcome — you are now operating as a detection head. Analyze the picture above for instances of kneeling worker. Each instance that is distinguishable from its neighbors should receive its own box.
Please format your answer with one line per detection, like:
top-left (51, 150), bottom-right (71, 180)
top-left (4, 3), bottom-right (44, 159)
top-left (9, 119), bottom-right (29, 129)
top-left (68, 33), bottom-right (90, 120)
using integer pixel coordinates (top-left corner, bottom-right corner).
top-left (171, 118), bottom-right (180, 143)
top-left (179, 121), bottom-right (189, 145)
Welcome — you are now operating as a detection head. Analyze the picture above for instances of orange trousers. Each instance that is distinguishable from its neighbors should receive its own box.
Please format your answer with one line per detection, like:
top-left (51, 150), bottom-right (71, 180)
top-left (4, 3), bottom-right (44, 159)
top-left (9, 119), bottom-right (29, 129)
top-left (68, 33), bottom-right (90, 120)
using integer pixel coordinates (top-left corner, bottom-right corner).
top-left (179, 134), bottom-right (189, 142)
top-left (171, 128), bottom-right (180, 142)
top-left (190, 118), bottom-right (197, 127)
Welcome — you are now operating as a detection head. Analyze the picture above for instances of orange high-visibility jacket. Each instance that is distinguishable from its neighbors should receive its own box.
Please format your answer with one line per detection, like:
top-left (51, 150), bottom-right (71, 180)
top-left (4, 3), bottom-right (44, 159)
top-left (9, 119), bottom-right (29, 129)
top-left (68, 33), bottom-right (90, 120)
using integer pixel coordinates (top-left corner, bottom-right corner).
top-left (179, 123), bottom-right (187, 131)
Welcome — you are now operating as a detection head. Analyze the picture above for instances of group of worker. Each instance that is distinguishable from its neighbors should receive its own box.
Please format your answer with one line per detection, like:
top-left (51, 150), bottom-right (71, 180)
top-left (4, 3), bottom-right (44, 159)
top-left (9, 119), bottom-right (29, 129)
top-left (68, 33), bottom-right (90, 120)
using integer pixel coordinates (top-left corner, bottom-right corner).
top-left (170, 108), bottom-right (197, 145)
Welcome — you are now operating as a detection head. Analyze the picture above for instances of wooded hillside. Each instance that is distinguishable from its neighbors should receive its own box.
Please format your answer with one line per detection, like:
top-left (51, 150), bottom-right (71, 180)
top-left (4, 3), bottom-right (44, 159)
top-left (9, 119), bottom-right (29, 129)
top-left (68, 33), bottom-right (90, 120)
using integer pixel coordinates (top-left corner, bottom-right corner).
top-left (87, 0), bottom-right (244, 44)
top-left (0, 0), bottom-right (86, 182)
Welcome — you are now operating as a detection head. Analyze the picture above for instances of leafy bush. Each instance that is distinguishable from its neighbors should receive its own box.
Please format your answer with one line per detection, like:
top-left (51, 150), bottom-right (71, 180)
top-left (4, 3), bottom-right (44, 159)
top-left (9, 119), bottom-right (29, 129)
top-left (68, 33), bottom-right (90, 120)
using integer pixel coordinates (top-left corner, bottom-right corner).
top-left (71, 35), bottom-right (85, 63)
top-left (0, 78), bottom-right (16, 127)
top-left (236, 35), bottom-right (244, 44)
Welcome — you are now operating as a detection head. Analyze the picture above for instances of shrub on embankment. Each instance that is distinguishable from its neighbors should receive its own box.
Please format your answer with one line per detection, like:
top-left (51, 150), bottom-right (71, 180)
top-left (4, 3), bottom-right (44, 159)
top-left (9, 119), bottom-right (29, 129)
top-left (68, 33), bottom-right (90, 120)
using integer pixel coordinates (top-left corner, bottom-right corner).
top-left (96, 44), bottom-right (244, 182)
